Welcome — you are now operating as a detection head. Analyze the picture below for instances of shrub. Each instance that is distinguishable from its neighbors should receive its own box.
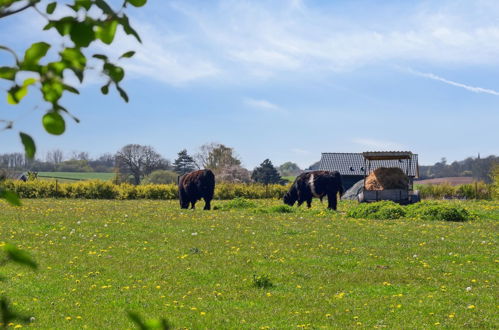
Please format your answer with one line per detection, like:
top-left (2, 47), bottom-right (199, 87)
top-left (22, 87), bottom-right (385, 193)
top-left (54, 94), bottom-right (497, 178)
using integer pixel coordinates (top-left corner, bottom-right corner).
top-left (267, 205), bottom-right (295, 213)
top-left (3, 180), bottom-right (291, 200)
top-left (252, 274), bottom-right (273, 289)
top-left (142, 170), bottom-right (178, 185)
top-left (347, 201), bottom-right (406, 220)
top-left (407, 202), bottom-right (470, 221)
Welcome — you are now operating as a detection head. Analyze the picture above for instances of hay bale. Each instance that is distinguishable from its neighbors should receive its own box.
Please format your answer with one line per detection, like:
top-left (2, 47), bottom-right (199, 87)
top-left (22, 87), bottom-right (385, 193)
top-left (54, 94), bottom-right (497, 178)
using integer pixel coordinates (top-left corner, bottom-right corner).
top-left (365, 167), bottom-right (409, 190)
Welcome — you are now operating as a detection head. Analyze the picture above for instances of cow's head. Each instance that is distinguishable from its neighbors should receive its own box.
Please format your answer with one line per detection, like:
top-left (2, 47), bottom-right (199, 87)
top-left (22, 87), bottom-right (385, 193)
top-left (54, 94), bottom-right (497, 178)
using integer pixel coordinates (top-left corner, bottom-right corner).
top-left (283, 189), bottom-right (297, 206)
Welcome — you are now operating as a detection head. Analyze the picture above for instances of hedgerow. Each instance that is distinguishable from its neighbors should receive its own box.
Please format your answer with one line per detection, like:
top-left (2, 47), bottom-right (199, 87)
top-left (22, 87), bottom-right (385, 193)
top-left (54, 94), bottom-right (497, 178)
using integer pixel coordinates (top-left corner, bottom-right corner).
top-left (3, 180), bottom-right (290, 200)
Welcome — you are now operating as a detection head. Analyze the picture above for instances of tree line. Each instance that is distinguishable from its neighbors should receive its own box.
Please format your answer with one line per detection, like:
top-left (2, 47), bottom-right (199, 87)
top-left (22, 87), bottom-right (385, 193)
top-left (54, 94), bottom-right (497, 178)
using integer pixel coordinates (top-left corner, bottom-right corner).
top-left (419, 155), bottom-right (498, 183)
top-left (0, 142), bottom-right (303, 185)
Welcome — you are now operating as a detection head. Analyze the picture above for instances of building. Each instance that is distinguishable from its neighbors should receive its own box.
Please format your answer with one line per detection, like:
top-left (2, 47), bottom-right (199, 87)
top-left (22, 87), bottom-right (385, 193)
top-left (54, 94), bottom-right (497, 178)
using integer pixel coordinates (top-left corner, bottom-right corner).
top-left (318, 152), bottom-right (419, 191)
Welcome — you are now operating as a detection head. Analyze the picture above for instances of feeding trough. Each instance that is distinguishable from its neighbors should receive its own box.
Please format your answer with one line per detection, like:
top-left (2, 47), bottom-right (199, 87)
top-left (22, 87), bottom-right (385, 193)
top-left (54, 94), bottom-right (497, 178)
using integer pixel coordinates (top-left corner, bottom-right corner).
top-left (358, 151), bottom-right (420, 204)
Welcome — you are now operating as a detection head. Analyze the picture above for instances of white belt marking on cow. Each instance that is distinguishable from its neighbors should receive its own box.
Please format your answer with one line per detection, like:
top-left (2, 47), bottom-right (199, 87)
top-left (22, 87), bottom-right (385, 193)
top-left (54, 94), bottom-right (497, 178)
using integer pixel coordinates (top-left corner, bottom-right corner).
top-left (309, 173), bottom-right (320, 197)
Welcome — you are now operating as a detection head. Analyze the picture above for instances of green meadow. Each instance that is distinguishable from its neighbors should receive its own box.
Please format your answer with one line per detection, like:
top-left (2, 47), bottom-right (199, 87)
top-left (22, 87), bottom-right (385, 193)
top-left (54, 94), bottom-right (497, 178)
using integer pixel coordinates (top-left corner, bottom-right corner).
top-left (0, 199), bottom-right (497, 329)
top-left (37, 172), bottom-right (115, 182)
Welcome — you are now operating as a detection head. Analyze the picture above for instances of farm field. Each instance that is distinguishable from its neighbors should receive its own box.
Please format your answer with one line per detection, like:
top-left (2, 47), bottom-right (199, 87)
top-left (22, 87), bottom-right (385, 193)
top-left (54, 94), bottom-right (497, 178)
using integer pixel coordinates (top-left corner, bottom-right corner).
top-left (37, 172), bottom-right (115, 182)
top-left (0, 199), bottom-right (498, 329)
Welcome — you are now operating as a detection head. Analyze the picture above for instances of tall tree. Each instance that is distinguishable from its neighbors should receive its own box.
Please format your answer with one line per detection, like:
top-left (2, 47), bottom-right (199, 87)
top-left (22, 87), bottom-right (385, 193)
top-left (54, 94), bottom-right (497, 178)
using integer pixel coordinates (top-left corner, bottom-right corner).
top-left (115, 144), bottom-right (165, 185)
top-left (252, 159), bottom-right (282, 185)
top-left (278, 162), bottom-right (302, 177)
top-left (196, 143), bottom-right (241, 172)
top-left (173, 149), bottom-right (197, 175)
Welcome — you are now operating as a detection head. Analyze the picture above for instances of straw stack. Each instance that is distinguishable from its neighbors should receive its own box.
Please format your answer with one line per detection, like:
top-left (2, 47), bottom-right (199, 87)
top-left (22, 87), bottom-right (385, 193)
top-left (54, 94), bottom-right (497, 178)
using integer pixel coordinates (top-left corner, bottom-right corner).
top-left (365, 167), bottom-right (409, 190)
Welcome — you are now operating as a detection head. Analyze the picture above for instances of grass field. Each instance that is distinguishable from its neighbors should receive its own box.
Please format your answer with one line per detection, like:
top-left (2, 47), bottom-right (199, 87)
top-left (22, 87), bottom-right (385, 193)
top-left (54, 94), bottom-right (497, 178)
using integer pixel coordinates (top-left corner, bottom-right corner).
top-left (38, 172), bottom-right (115, 182)
top-left (0, 199), bottom-right (497, 328)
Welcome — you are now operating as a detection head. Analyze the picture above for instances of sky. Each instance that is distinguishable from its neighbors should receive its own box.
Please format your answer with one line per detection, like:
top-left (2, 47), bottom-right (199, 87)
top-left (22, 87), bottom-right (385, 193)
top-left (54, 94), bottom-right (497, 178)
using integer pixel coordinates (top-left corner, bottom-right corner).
top-left (1, 0), bottom-right (498, 169)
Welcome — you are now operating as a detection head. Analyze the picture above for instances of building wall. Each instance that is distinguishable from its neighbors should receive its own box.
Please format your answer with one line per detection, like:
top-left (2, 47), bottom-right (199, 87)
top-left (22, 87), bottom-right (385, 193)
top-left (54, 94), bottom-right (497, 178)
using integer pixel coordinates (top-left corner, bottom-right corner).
top-left (342, 175), bottom-right (364, 191)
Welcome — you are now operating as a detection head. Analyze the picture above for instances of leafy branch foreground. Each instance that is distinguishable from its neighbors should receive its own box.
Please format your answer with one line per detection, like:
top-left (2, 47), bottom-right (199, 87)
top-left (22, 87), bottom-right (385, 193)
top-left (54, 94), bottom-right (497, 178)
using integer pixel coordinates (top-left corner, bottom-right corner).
top-left (1, 0), bottom-right (145, 157)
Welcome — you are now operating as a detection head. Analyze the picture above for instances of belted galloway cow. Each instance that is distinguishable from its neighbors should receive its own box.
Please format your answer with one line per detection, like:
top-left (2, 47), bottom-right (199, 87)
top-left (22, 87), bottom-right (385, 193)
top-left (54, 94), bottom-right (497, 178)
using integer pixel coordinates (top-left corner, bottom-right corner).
top-left (178, 169), bottom-right (215, 210)
top-left (283, 171), bottom-right (344, 210)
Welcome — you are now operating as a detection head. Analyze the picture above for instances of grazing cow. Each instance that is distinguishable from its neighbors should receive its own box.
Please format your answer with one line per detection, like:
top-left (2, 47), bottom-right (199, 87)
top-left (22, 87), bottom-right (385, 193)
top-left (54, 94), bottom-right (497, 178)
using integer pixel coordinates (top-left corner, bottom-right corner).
top-left (283, 171), bottom-right (344, 210)
top-left (178, 169), bottom-right (215, 210)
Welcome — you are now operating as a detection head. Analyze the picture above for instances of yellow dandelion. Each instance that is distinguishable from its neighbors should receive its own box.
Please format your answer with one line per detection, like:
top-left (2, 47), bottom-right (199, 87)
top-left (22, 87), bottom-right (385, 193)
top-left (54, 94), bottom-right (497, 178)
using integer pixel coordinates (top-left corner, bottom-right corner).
top-left (468, 305), bottom-right (476, 309)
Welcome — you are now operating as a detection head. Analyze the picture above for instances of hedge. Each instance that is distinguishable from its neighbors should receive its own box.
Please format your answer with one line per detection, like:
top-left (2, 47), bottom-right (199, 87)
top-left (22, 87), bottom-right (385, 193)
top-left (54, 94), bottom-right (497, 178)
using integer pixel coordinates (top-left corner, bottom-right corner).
top-left (2, 180), bottom-right (290, 200)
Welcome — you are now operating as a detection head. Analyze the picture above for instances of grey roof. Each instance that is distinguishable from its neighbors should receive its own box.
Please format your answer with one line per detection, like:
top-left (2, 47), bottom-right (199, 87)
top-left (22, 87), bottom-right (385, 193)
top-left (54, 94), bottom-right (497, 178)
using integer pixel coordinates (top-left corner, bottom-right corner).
top-left (319, 152), bottom-right (419, 177)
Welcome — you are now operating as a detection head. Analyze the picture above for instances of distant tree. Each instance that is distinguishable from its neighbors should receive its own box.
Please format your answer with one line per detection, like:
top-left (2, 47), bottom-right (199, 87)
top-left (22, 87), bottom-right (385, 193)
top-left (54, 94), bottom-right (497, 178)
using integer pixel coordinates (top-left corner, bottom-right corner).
top-left (218, 165), bottom-right (252, 183)
top-left (142, 170), bottom-right (178, 184)
top-left (115, 144), bottom-right (166, 185)
top-left (70, 151), bottom-right (89, 161)
top-left (307, 160), bottom-right (321, 171)
top-left (278, 162), bottom-right (302, 177)
top-left (46, 149), bottom-right (64, 164)
top-left (88, 153), bottom-right (115, 172)
top-left (252, 159), bottom-right (282, 184)
top-left (196, 143), bottom-right (241, 172)
top-left (173, 149), bottom-right (197, 175)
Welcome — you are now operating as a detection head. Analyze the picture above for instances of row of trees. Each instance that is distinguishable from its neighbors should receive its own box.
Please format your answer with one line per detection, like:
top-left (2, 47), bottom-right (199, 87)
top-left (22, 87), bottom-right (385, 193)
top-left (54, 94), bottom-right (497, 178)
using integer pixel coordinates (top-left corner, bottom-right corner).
top-left (419, 155), bottom-right (498, 183)
top-left (115, 143), bottom-right (295, 185)
top-left (1, 143), bottom-right (303, 185)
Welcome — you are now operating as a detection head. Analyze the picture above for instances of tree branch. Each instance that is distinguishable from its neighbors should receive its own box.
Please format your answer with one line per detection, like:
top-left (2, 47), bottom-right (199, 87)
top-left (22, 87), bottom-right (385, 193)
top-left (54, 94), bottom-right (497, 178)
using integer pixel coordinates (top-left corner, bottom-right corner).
top-left (0, 1), bottom-right (38, 19)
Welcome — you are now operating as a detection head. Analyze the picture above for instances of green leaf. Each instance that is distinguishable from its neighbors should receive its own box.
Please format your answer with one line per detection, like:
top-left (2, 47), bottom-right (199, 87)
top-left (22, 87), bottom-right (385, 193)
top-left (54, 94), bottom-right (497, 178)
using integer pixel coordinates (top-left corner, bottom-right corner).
top-left (0, 189), bottom-right (21, 206)
top-left (23, 42), bottom-right (50, 66)
top-left (52, 17), bottom-right (75, 36)
top-left (119, 15), bottom-right (142, 43)
top-left (93, 54), bottom-right (108, 61)
top-left (41, 79), bottom-right (64, 102)
top-left (101, 83), bottom-right (109, 95)
top-left (3, 244), bottom-right (37, 269)
top-left (127, 0), bottom-right (147, 7)
top-left (60, 48), bottom-right (86, 82)
top-left (46, 1), bottom-right (57, 14)
top-left (0, 66), bottom-right (16, 80)
top-left (19, 132), bottom-right (36, 159)
top-left (42, 111), bottom-right (65, 135)
top-left (73, 0), bottom-right (92, 10)
top-left (120, 51), bottom-right (135, 59)
top-left (63, 84), bottom-right (79, 94)
top-left (94, 0), bottom-right (114, 15)
top-left (116, 85), bottom-right (129, 102)
top-left (104, 63), bottom-right (124, 82)
top-left (70, 21), bottom-right (95, 47)
top-left (95, 20), bottom-right (118, 45)
top-left (8, 79), bottom-right (37, 105)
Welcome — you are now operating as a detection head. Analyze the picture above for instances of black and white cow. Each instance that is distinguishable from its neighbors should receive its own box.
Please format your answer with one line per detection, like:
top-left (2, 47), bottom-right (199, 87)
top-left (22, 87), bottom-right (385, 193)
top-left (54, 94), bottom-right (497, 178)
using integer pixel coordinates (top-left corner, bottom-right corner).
top-left (178, 169), bottom-right (215, 210)
top-left (283, 171), bottom-right (344, 210)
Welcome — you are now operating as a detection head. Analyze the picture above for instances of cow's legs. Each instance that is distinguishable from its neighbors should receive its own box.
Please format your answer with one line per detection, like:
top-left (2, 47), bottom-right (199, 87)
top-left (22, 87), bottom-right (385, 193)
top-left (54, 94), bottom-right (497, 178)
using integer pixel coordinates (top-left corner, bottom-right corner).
top-left (190, 200), bottom-right (196, 209)
top-left (203, 198), bottom-right (211, 210)
top-left (327, 193), bottom-right (337, 210)
top-left (306, 199), bottom-right (312, 208)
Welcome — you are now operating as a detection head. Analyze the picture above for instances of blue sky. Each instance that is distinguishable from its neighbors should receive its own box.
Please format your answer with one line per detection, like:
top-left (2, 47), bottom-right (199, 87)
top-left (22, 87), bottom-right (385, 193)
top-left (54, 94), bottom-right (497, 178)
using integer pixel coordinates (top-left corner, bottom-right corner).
top-left (1, 0), bottom-right (498, 168)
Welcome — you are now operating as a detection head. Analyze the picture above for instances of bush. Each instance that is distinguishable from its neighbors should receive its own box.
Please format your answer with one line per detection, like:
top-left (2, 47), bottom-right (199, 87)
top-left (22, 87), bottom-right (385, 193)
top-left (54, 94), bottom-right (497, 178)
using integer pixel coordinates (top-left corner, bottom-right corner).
top-left (416, 182), bottom-right (492, 199)
top-left (347, 201), bottom-right (406, 220)
top-left (267, 205), bottom-right (295, 213)
top-left (142, 170), bottom-right (178, 185)
top-left (3, 180), bottom-right (291, 200)
top-left (407, 201), bottom-right (470, 222)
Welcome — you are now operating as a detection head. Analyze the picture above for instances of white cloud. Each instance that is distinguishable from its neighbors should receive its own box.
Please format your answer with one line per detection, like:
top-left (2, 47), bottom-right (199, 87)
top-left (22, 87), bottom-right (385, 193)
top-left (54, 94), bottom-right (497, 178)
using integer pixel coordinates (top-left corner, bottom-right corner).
top-left (352, 138), bottom-right (405, 150)
top-left (406, 68), bottom-right (499, 96)
top-left (4, 1), bottom-right (499, 86)
top-left (244, 98), bottom-right (286, 114)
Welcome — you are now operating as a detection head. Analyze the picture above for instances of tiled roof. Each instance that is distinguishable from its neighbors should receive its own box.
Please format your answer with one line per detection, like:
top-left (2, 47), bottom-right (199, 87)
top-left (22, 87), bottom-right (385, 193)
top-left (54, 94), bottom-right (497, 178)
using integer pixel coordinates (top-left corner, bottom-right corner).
top-left (319, 152), bottom-right (419, 177)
